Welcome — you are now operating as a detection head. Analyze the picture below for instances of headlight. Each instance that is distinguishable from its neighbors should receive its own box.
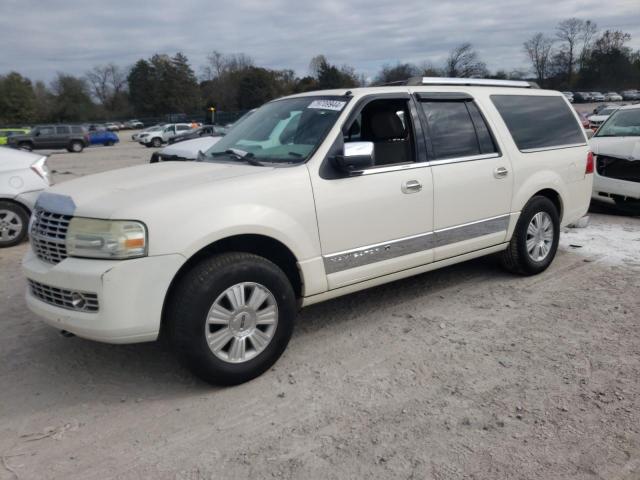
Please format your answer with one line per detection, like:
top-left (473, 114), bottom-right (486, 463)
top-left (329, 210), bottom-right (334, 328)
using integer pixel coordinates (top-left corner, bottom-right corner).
top-left (66, 218), bottom-right (147, 259)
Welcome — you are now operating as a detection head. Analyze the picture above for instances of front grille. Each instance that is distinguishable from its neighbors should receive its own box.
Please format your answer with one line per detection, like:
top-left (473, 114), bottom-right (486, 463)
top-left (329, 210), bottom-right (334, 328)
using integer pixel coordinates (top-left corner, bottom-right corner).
top-left (596, 155), bottom-right (640, 183)
top-left (28, 280), bottom-right (99, 312)
top-left (30, 208), bottom-right (72, 264)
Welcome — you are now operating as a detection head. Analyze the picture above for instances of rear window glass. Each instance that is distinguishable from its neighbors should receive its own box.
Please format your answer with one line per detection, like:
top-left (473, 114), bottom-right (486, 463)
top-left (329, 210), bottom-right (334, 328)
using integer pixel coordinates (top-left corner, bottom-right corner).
top-left (71, 126), bottom-right (84, 133)
top-left (491, 95), bottom-right (585, 150)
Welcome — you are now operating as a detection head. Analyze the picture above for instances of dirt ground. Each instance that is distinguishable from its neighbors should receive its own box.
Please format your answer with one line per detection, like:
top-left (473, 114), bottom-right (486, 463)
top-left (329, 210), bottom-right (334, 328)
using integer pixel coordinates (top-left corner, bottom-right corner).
top-left (1, 136), bottom-right (639, 480)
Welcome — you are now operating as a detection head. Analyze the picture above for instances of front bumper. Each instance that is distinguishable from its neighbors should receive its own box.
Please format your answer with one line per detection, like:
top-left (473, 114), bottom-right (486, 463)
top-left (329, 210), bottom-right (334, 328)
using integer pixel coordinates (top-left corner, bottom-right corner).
top-left (23, 249), bottom-right (185, 344)
top-left (593, 173), bottom-right (640, 201)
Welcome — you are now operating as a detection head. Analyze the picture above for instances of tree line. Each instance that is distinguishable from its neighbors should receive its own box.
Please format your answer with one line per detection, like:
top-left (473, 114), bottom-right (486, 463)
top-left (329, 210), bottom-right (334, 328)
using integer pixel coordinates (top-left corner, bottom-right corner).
top-left (524, 19), bottom-right (640, 89)
top-left (1, 19), bottom-right (639, 126)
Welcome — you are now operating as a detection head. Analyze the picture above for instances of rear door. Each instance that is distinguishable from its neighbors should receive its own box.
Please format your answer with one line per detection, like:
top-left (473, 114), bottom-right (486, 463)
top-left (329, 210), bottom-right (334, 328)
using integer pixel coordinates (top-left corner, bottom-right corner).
top-left (415, 92), bottom-right (513, 260)
top-left (33, 126), bottom-right (56, 149)
top-left (54, 126), bottom-right (71, 148)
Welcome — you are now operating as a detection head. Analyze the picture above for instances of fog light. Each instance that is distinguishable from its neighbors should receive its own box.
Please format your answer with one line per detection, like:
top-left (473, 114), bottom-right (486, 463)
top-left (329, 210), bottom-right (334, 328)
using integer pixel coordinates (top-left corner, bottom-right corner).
top-left (70, 292), bottom-right (86, 310)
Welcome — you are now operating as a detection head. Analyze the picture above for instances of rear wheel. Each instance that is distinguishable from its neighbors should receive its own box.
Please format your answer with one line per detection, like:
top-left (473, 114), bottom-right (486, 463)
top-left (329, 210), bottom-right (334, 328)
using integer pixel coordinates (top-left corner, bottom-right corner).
top-left (0, 201), bottom-right (29, 248)
top-left (68, 141), bottom-right (84, 153)
top-left (500, 196), bottom-right (560, 275)
top-left (167, 252), bottom-right (296, 385)
top-left (105, 140), bottom-right (114, 147)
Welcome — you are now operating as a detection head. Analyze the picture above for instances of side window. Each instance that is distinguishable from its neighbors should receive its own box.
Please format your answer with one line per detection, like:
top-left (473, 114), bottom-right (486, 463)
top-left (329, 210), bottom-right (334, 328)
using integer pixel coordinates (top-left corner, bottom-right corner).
top-left (71, 126), bottom-right (83, 134)
top-left (344, 98), bottom-right (416, 167)
top-left (491, 95), bottom-right (585, 150)
top-left (56, 126), bottom-right (70, 134)
top-left (420, 101), bottom-right (481, 159)
top-left (177, 125), bottom-right (191, 131)
top-left (39, 126), bottom-right (55, 136)
top-left (466, 103), bottom-right (498, 154)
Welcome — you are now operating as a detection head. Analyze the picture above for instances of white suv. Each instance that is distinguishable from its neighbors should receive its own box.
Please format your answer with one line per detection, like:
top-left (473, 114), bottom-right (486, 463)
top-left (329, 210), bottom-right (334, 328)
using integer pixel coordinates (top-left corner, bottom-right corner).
top-left (138, 123), bottom-right (193, 147)
top-left (23, 78), bottom-right (592, 385)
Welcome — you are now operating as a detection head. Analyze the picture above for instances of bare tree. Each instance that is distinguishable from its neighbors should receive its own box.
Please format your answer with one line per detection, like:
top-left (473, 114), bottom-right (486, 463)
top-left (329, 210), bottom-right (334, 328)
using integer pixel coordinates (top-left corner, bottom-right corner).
top-left (555, 18), bottom-right (584, 85)
top-left (201, 51), bottom-right (254, 81)
top-left (445, 43), bottom-right (488, 77)
top-left (523, 33), bottom-right (554, 87)
top-left (86, 63), bottom-right (128, 110)
top-left (578, 20), bottom-right (598, 71)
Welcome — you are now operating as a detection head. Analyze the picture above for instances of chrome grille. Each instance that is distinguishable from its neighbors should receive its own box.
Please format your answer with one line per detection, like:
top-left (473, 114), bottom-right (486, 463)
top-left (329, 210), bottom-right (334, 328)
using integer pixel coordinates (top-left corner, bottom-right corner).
top-left (30, 208), bottom-right (72, 264)
top-left (28, 280), bottom-right (99, 312)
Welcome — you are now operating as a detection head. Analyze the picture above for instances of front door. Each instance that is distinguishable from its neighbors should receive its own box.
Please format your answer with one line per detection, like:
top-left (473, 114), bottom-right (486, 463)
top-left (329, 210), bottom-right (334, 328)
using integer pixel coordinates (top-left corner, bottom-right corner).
top-left (311, 95), bottom-right (434, 290)
top-left (33, 126), bottom-right (56, 149)
top-left (416, 94), bottom-right (513, 260)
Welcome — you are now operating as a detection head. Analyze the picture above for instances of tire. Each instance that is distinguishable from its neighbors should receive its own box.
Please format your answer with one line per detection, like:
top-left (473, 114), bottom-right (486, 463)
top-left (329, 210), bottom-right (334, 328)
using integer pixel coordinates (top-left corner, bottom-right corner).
top-left (0, 201), bottom-right (29, 248)
top-left (500, 196), bottom-right (560, 275)
top-left (166, 252), bottom-right (297, 386)
top-left (105, 141), bottom-right (114, 147)
top-left (151, 137), bottom-right (162, 148)
top-left (18, 142), bottom-right (33, 151)
top-left (68, 141), bottom-right (84, 153)
top-left (614, 198), bottom-right (640, 216)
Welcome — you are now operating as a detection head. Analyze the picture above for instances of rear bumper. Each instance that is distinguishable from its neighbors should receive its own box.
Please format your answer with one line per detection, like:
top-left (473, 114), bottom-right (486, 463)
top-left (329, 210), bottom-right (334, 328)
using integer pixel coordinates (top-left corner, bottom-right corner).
top-left (23, 249), bottom-right (185, 344)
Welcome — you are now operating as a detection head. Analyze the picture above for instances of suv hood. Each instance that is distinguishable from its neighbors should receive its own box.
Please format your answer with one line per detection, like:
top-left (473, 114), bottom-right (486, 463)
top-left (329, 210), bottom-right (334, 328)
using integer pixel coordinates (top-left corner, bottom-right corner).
top-left (589, 136), bottom-right (640, 161)
top-left (40, 161), bottom-right (271, 219)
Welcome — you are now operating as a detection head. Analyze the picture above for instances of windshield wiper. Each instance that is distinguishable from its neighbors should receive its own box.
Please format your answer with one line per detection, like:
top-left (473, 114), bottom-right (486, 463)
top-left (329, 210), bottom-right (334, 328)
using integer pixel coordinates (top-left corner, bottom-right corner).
top-left (206, 148), bottom-right (265, 166)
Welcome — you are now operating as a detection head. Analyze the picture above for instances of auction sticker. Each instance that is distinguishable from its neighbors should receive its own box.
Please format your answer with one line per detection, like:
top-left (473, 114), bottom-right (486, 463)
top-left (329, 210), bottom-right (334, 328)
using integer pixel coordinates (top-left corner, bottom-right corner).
top-left (308, 99), bottom-right (346, 111)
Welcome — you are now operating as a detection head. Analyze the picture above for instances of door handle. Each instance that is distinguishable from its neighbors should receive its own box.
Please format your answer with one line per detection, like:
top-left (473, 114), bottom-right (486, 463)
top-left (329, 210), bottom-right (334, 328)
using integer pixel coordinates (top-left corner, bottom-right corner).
top-left (402, 180), bottom-right (422, 194)
top-left (494, 167), bottom-right (509, 179)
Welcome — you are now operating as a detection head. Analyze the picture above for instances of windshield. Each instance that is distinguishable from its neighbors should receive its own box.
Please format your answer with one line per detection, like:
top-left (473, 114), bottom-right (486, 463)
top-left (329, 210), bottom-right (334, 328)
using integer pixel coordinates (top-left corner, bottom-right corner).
top-left (597, 108), bottom-right (618, 116)
top-left (595, 109), bottom-right (640, 137)
top-left (202, 96), bottom-right (348, 164)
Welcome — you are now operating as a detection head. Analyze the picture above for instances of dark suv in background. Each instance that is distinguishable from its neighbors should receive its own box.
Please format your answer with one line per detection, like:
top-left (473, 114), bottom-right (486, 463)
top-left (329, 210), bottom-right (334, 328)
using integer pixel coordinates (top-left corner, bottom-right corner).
top-left (8, 125), bottom-right (89, 153)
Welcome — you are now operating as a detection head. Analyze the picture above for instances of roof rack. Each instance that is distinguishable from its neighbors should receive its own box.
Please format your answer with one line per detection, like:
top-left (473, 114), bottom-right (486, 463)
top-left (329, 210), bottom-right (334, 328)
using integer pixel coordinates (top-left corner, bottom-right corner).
top-left (406, 77), bottom-right (538, 89)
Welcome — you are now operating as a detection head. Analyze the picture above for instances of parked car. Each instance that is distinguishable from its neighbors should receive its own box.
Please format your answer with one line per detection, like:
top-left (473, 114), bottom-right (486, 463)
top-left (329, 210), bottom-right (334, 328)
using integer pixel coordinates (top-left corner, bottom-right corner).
top-left (590, 92), bottom-right (605, 102)
top-left (124, 119), bottom-right (144, 129)
top-left (621, 90), bottom-right (640, 101)
top-left (604, 92), bottom-right (623, 102)
top-left (89, 130), bottom-right (119, 146)
top-left (0, 148), bottom-right (51, 247)
top-left (7, 125), bottom-right (89, 153)
top-left (150, 136), bottom-right (223, 163)
top-left (588, 105), bottom-right (620, 130)
top-left (589, 104), bottom-right (640, 214)
top-left (167, 125), bottom-right (227, 145)
top-left (105, 123), bottom-right (120, 132)
top-left (573, 92), bottom-right (592, 103)
top-left (561, 91), bottom-right (574, 103)
top-left (22, 78), bottom-right (592, 385)
top-left (0, 128), bottom-right (30, 145)
top-left (138, 123), bottom-right (193, 147)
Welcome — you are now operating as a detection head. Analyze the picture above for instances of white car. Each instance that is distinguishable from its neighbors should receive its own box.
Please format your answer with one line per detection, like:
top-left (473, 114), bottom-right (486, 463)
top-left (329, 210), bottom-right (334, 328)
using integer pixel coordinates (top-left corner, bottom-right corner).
top-left (603, 92), bottom-right (623, 102)
top-left (589, 104), bottom-right (640, 214)
top-left (131, 125), bottom-right (162, 142)
top-left (588, 106), bottom-right (619, 131)
top-left (0, 148), bottom-right (51, 247)
top-left (23, 78), bottom-right (592, 385)
top-left (150, 136), bottom-right (223, 163)
top-left (138, 123), bottom-right (193, 148)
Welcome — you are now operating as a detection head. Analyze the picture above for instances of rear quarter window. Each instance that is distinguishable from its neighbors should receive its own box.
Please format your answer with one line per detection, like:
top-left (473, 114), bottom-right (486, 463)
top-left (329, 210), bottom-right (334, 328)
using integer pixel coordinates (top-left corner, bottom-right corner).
top-left (491, 95), bottom-right (585, 151)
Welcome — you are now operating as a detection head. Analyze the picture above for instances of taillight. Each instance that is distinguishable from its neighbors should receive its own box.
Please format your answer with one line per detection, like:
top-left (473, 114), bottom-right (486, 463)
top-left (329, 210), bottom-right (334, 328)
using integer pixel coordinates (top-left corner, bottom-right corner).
top-left (586, 151), bottom-right (594, 174)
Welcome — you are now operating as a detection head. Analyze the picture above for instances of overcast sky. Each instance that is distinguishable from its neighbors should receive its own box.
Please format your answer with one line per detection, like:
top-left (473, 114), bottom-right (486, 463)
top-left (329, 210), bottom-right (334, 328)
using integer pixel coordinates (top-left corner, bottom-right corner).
top-left (1, 0), bottom-right (639, 83)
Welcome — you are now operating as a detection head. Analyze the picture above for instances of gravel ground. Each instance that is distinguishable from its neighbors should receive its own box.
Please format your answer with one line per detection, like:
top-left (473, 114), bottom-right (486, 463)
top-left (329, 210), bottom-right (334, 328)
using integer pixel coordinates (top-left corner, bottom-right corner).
top-left (0, 135), bottom-right (639, 479)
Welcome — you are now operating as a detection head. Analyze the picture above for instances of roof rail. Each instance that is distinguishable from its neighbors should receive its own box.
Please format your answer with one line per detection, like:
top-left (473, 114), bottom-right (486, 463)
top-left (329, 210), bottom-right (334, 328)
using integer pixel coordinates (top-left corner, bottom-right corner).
top-left (406, 77), bottom-right (538, 89)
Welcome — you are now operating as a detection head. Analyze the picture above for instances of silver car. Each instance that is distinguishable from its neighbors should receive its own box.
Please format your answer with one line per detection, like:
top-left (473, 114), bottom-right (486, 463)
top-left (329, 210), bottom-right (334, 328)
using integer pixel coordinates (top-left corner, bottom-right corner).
top-left (0, 147), bottom-right (51, 247)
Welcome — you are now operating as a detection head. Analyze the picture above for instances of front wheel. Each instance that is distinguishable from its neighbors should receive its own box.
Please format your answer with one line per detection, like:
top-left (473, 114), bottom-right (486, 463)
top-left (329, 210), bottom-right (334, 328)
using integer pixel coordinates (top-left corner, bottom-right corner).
top-left (151, 137), bottom-right (162, 148)
top-left (166, 252), bottom-right (297, 385)
top-left (18, 142), bottom-right (33, 151)
top-left (500, 196), bottom-right (560, 275)
top-left (614, 198), bottom-right (640, 216)
top-left (0, 201), bottom-right (29, 247)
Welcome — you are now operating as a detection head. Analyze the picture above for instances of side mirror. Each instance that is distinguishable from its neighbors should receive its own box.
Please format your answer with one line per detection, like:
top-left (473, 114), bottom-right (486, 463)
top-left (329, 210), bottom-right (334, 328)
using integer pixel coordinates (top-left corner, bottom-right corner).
top-left (333, 141), bottom-right (375, 173)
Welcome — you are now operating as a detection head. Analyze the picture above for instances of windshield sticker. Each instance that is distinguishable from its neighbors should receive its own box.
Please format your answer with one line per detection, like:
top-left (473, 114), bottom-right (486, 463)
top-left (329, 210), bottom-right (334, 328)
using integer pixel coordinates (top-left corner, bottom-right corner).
top-left (308, 99), bottom-right (346, 111)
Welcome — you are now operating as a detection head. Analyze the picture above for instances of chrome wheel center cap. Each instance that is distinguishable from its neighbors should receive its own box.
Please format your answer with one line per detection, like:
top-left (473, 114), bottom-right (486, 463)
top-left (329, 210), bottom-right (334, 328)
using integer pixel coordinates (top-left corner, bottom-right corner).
top-left (230, 310), bottom-right (256, 335)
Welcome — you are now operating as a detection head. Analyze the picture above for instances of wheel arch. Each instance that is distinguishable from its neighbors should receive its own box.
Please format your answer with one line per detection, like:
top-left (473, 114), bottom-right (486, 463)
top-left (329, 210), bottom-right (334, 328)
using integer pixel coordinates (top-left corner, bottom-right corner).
top-left (532, 188), bottom-right (563, 221)
top-left (159, 233), bottom-right (302, 338)
top-left (0, 197), bottom-right (32, 216)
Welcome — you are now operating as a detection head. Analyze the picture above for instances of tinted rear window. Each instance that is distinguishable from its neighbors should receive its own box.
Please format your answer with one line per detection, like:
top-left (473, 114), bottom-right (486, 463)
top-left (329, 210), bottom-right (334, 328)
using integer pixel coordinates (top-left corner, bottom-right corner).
top-left (491, 95), bottom-right (585, 150)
